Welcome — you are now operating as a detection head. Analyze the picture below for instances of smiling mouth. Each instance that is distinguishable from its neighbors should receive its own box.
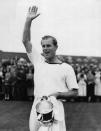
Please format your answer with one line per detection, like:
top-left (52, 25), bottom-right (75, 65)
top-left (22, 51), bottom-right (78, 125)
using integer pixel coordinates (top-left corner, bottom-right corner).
top-left (44, 52), bottom-right (50, 55)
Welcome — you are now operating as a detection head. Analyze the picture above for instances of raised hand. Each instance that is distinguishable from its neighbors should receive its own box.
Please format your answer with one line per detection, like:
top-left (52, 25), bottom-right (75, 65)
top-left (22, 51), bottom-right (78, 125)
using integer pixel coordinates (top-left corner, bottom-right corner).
top-left (27, 6), bottom-right (40, 20)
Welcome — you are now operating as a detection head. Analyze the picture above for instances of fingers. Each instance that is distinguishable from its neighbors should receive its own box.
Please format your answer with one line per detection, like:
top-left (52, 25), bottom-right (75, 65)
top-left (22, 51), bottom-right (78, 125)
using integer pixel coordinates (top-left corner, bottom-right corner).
top-left (27, 6), bottom-right (40, 20)
top-left (28, 7), bottom-right (31, 13)
top-left (32, 6), bottom-right (35, 12)
top-left (28, 6), bottom-right (38, 14)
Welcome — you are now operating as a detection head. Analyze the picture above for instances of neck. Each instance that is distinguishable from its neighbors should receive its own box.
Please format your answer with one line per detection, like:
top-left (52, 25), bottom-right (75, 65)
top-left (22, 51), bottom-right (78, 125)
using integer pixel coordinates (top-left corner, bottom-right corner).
top-left (45, 56), bottom-right (62, 64)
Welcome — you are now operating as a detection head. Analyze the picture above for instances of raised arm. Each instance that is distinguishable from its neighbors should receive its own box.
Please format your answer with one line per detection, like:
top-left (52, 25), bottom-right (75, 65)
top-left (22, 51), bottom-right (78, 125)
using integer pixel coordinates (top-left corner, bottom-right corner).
top-left (22, 6), bottom-right (40, 53)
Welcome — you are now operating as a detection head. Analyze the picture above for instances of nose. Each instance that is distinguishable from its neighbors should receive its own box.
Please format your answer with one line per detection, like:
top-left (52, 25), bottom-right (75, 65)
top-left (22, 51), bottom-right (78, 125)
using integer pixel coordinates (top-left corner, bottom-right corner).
top-left (43, 46), bottom-right (49, 51)
top-left (44, 45), bottom-right (48, 49)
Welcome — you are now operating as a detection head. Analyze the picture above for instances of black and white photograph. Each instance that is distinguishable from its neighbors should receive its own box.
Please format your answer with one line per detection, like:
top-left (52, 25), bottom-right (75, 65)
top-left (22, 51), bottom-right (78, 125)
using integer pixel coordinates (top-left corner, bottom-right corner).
top-left (0, 0), bottom-right (101, 131)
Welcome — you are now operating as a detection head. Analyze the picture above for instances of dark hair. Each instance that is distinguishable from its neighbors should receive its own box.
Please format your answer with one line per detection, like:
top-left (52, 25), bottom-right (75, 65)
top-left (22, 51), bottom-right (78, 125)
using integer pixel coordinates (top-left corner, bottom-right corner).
top-left (41, 35), bottom-right (58, 46)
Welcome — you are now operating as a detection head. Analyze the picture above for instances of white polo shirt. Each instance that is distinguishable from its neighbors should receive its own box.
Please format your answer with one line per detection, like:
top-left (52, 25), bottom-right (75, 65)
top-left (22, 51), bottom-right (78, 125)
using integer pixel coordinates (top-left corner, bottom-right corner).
top-left (27, 46), bottom-right (79, 98)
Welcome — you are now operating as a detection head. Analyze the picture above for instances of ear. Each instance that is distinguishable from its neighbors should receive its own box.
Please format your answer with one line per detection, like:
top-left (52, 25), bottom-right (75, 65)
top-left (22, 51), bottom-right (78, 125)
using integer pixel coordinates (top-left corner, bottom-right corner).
top-left (55, 45), bottom-right (58, 50)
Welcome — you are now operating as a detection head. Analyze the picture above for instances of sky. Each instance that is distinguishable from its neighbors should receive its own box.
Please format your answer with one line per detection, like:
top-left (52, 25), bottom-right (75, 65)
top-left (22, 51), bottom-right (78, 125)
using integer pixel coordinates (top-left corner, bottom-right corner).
top-left (0, 0), bottom-right (101, 57)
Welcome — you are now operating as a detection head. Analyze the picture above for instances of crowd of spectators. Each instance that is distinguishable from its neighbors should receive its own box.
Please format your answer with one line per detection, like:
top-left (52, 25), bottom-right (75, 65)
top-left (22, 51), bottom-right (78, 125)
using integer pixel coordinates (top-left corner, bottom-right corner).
top-left (0, 55), bottom-right (101, 102)
top-left (71, 62), bottom-right (101, 102)
top-left (0, 56), bottom-right (34, 101)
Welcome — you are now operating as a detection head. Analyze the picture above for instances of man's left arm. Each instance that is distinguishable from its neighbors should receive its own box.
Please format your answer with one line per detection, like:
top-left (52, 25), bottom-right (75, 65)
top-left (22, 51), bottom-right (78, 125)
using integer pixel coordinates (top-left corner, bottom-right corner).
top-left (49, 89), bottom-right (78, 99)
top-left (49, 65), bottom-right (79, 99)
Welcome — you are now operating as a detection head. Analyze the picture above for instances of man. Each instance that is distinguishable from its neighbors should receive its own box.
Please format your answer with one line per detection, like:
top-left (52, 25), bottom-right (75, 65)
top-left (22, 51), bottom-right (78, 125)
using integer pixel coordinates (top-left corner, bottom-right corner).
top-left (14, 58), bottom-right (28, 100)
top-left (22, 6), bottom-right (79, 131)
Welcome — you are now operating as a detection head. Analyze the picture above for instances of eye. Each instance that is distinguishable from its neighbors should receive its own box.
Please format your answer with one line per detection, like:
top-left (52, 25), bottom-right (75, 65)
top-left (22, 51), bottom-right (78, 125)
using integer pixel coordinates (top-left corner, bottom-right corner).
top-left (42, 45), bottom-right (45, 48)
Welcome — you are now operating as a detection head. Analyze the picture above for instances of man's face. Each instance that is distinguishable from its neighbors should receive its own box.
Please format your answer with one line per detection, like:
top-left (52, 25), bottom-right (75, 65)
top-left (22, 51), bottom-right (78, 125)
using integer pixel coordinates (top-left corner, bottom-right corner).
top-left (41, 38), bottom-right (57, 60)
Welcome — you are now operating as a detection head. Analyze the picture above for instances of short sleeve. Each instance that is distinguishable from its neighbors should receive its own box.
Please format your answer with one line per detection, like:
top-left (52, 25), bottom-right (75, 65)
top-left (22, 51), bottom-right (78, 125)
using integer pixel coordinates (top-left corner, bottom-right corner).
top-left (65, 64), bottom-right (79, 90)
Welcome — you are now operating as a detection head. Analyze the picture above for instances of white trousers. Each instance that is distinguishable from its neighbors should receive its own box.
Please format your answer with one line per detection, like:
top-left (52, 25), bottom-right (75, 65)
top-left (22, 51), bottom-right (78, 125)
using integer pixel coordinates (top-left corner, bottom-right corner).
top-left (29, 97), bottom-right (66, 131)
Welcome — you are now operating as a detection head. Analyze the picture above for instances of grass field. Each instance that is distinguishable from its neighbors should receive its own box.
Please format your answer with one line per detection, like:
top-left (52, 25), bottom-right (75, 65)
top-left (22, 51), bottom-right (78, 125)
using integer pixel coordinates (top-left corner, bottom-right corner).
top-left (64, 102), bottom-right (101, 131)
top-left (0, 101), bottom-right (101, 131)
